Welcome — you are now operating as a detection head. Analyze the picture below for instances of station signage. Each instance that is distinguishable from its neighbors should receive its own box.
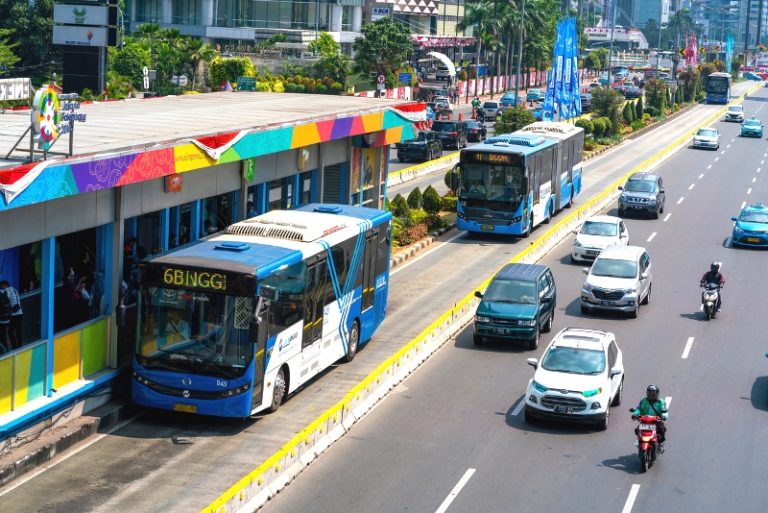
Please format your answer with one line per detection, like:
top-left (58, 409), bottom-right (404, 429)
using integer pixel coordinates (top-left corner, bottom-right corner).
top-left (371, 7), bottom-right (390, 21)
top-left (461, 151), bottom-right (515, 165)
top-left (53, 25), bottom-right (116, 47)
top-left (54, 4), bottom-right (111, 26)
top-left (0, 78), bottom-right (32, 101)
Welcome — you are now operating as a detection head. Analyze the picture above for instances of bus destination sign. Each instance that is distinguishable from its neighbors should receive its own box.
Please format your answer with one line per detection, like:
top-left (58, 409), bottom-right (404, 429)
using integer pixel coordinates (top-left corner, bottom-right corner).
top-left (460, 151), bottom-right (514, 164)
top-left (162, 267), bottom-right (227, 291)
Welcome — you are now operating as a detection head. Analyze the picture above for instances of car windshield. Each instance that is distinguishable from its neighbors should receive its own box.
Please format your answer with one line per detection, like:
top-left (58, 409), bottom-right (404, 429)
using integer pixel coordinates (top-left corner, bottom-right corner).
top-left (741, 212), bottom-right (768, 223)
top-left (728, 106), bottom-right (743, 113)
top-left (432, 122), bottom-right (457, 132)
top-left (698, 129), bottom-right (718, 137)
top-left (415, 132), bottom-right (432, 141)
top-left (483, 278), bottom-right (537, 304)
top-left (624, 180), bottom-right (656, 192)
top-left (581, 221), bottom-right (618, 236)
top-left (465, 121), bottom-right (481, 129)
top-left (591, 258), bottom-right (637, 279)
top-left (744, 119), bottom-right (761, 126)
top-left (542, 346), bottom-right (606, 375)
top-left (484, 102), bottom-right (498, 108)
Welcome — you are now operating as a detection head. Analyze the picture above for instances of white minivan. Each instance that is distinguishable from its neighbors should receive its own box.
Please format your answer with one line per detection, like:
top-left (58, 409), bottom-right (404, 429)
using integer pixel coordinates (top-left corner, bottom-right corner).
top-left (580, 245), bottom-right (652, 318)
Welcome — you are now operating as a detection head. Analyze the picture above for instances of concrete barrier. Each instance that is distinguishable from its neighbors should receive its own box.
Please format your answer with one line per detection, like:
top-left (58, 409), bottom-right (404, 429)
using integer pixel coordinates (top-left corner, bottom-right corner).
top-left (388, 152), bottom-right (460, 186)
top-left (201, 82), bottom-right (760, 513)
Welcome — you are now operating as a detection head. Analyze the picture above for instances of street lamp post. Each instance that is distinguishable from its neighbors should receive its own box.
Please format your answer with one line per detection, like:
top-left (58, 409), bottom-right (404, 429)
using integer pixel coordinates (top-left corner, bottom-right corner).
top-left (606, 0), bottom-right (616, 88)
top-left (514, 0), bottom-right (527, 103)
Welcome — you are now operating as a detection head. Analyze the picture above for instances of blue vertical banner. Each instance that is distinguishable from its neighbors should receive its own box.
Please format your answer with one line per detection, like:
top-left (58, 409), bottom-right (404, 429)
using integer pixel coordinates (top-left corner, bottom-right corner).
top-left (725, 35), bottom-right (734, 74)
top-left (545, 19), bottom-right (565, 121)
top-left (562, 17), bottom-right (575, 119)
top-left (570, 18), bottom-right (582, 117)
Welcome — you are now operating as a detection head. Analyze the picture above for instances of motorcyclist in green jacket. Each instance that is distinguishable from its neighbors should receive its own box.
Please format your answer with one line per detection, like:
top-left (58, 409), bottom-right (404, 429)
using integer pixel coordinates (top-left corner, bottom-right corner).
top-left (471, 97), bottom-right (481, 119)
top-left (631, 384), bottom-right (667, 448)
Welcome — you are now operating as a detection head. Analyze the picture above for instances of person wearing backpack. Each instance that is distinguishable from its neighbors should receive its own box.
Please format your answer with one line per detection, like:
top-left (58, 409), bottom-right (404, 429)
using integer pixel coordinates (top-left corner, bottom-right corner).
top-left (1, 281), bottom-right (23, 350)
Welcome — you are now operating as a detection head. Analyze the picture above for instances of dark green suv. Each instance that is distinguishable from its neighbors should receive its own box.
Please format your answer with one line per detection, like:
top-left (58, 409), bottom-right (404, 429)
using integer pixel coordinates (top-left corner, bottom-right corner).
top-left (473, 263), bottom-right (557, 349)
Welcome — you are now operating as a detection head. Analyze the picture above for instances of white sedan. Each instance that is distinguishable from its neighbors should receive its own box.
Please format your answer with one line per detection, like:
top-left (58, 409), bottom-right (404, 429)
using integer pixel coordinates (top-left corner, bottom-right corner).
top-left (524, 327), bottom-right (624, 431)
top-left (571, 215), bottom-right (629, 263)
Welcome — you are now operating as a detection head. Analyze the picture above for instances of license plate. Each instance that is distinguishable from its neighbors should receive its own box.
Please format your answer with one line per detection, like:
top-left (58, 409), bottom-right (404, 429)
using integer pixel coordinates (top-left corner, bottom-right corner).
top-left (639, 423), bottom-right (655, 430)
top-left (480, 224), bottom-right (495, 231)
top-left (173, 403), bottom-right (197, 413)
top-left (600, 300), bottom-right (616, 305)
top-left (493, 328), bottom-right (509, 335)
top-left (553, 406), bottom-right (573, 414)
top-left (746, 237), bottom-right (761, 243)
top-left (585, 250), bottom-right (599, 256)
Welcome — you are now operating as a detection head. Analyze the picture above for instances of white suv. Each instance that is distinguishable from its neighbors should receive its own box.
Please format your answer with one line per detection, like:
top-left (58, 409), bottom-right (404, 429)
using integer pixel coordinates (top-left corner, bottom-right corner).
top-left (571, 215), bottom-right (629, 263)
top-left (524, 327), bottom-right (624, 430)
top-left (580, 245), bottom-right (652, 318)
top-left (724, 104), bottom-right (744, 123)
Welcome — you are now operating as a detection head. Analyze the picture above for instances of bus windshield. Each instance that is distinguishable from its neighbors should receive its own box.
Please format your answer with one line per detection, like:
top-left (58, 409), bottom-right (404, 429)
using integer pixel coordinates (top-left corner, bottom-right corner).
top-left (136, 287), bottom-right (254, 378)
top-left (459, 161), bottom-right (526, 211)
top-left (707, 78), bottom-right (729, 94)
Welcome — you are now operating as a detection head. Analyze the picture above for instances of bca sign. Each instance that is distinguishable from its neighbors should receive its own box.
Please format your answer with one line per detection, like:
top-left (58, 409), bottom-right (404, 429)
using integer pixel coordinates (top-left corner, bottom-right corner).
top-left (371, 7), bottom-right (390, 21)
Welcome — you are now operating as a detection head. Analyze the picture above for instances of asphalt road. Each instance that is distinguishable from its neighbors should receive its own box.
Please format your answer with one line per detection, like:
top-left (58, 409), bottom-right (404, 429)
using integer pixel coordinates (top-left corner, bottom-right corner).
top-left (0, 81), bottom-right (760, 513)
top-left (258, 88), bottom-right (768, 513)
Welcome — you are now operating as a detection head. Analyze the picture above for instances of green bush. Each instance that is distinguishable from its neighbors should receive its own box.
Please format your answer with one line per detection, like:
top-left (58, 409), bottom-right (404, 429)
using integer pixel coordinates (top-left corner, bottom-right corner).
top-left (600, 117), bottom-right (612, 136)
top-left (256, 82), bottom-right (272, 92)
top-left (407, 187), bottom-right (423, 209)
top-left (623, 103), bottom-right (635, 124)
top-left (444, 168), bottom-right (459, 193)
top-left (316, 84), bottom-right (329, 94)
top-left (630, 119), bottom-right (644, 131)
top-left (584, 138), bottom-right (596, 151)
top-left (440, 195), bottom-right (457, 211)
top-left (644, 106), bottom-right (659, 117)
top-left (591, 117), bottom-right (605, 137)
top-left (330, 81), bottom-right (344, 94)
top-left (284, 83), bottom-right (297, 93)
top-left (295, 84), bottom-right (306, 93)
top-left (575, 118), bottom-right (593, 134)
top-left (495, 106), bottom-right (536, 135)
top-left (391, 194), bottom-right (410, 218)
top-left (422, 185), bottom-right (441, 216)
top-left (635, 96), bottom-right (644, 119)
top-left (409, 209), bottom-right (429, 225)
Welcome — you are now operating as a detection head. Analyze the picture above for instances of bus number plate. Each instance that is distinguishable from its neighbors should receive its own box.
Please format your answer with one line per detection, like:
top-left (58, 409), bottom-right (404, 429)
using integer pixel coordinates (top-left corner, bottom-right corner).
top-left (480, 224), bottom-right (495, 231)
top-left (173, 403), bottom-right (197, 413)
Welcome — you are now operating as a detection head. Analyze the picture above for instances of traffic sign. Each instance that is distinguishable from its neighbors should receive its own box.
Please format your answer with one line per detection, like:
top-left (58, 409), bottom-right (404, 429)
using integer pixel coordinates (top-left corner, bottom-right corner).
top-left (377, 74), bottom-right (385, 84)
top-left (171, 75), bottom-right (189, 87)
top-left (679, 48), bottom-right (686, 57)
top-left (699, 47), bottom-right (706, 55)
top-left (143, 77), bottom-right (150, 90)
top-left (398, 72), bottom-right (412, 84)
top-left (143, 66), bottom-right (149, 77)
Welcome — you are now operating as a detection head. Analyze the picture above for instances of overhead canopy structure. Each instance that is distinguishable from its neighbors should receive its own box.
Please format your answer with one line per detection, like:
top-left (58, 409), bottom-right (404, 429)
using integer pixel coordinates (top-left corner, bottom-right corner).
top-left (427, 51), bottom-right (455, 77)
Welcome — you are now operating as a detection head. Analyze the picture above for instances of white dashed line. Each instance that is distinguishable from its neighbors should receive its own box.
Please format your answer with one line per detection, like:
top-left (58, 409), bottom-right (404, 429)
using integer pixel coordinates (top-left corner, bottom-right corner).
top-left (663, 213), bottom-right (672, 222)
top-left (758, 167), bottom-right (762, 173)
top-left (682, 337), bottom-right (695, 359)
top-left (748, 188), bottom-right (752, 195)
top-left (621, 484), bottom-right (641, 513)
top-left (714, 157), bottom-right (720, 162)
top-left (677, 196), bottom-right (685, 205)
top-left (753, 177), bottom-right (757, 183)
top-left (698, 173), bottom-right (705, 179)
top-left (707, 164), bottom-right (712, 169)
top-left (646, 232), bottom-right (657, 242)
top-left (720, 150), bottom-right (726, 155)
top-left (730, 138), bottom-right (735, 143)
top-left (762, 161), bottom-right (765, 165)
top-left (665, 396), bottom-right (672, 408)
top-left (688, 183), bottom-right (695, 190)
top-left (727, 144), bottom-right (731, 148)
top-left (435, 469), bottom-right (476, 513)
top-left (742, 201), bottom-right (747, 209)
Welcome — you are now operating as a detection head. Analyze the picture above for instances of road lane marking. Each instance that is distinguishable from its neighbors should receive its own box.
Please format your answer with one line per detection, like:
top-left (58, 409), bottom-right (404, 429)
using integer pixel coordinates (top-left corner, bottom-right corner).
top-left (726, 144), bottom-right (731, 148)
top-left (762, 161), bottom-right (765, 165)
top-left (391, 231), bottom-right (465, 275)
top-left (621, 484), bottom-right (641, 513)
top-left (753, 177), bottom-right (757, 183)
top-left (646, 232), bottom-right (657, 242)
top-left (730, 138), bottom-right (735, 143)
top-left (677, 196), bottom-right (685, 205)
top-left (435, 468), bottom-right (476, 513)
top-left (758, 167), bottom-right (763, 173)
top-left (698, 173), bottom-right (704, 179)
top-left (747, 187), bottom-right (752, 195)
top-left (682, 337), bottom-right (695, 359)
top-left (720, 150), bottom-right (725, 155)
top-left (511, 398), bottom-right (525, 416)
top-left (742, 201), bottom-right (747, 209)
top-left (665, 397), bottom-right (672, 408)
top-left (663, 213), bottom-right (671, 222)
top-left (707, 164), bottom-right (712, 169)
top-left (688, 183), bottom-right (695, 190)
top-left (714, 157), bottom-right (720, 161)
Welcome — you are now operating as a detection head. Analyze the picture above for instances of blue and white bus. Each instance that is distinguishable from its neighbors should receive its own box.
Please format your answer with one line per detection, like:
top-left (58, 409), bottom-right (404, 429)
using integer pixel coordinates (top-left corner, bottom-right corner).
top-left (132, 204), bottom-right (392, 418)
top-left (456, 125), bottom-right (584, 236)
top-left (706, 72), bottom-right (731, 104)
top-left (516, 122), bottom-right (584, 211)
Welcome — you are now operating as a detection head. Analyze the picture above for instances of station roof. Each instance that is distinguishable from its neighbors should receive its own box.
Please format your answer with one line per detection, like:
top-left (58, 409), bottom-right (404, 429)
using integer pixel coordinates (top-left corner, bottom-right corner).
top-left (0, 92), bottom-right (422, 212)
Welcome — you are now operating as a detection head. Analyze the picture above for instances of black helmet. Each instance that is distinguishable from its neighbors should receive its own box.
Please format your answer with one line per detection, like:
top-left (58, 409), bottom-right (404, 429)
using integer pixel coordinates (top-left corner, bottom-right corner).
top-left (710, 262), bottom-right (719, 273)
top-left (646, 384), bottom-right (659, 398)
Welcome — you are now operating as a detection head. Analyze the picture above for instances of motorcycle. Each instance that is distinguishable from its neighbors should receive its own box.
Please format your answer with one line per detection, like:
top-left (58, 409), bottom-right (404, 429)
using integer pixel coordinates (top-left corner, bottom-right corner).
top-left (630, 409), bottom-right (665, 472)
top-left (476, 109), bottom-right (486, 123)
top-left (701, 283), bottom-right (720, 320)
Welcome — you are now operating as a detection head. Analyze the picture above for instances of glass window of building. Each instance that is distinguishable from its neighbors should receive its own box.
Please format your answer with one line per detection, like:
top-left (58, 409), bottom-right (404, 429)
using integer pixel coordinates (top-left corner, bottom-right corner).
top-left (0, 241), bottom-right (47, 349)
top-left (172, 0), bottom-right (199, 24)
top-left (136, 0), bottom-right (163, 23)
top-left (299, 171), bottom-right (313, 205)
top-left (268, 178), bottom-right (293, 211)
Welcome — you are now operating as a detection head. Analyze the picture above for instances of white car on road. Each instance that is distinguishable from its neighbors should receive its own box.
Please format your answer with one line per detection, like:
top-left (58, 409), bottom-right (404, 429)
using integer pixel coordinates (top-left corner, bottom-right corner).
top-left (580, 245), bottom-right (652, 318)
top-left (571, 215), bottom-right (629, 263)
top-left (524, 327), bottom-right (624, 430)
top-left (724, 104), bottom-right (744, 123)
top-left (691, 127), bottom-right (720, 150)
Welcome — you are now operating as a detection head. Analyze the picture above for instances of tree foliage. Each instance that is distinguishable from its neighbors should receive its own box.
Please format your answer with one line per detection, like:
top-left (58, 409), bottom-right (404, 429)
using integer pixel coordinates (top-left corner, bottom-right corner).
top-left (591, 87), bottom-right (623, 134)
top-left (422, 185), bottom-right (441, 217)
top-left (0, 28), bottom-right (20, 71)
top-left (495, 106), bottom-right (535, 134)
top-left (353, 18), bottom-right (412, 86)
top-left (0, 0), bottom-right (58, 77)
top-left (308, 32), bottom-right (340, 58)
top-left (644, 79), bottom-right (669, 113)
top-left (108, 42), bottom-right (150, 87)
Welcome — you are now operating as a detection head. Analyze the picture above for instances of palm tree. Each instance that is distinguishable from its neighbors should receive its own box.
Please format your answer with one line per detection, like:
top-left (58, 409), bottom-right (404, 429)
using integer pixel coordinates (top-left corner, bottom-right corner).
top-left (137, 23), bottom-right (161, 68)
top-left (186, 39), bottom-right (218, 90)
top-left (457, 0), bottom-right (498, 96)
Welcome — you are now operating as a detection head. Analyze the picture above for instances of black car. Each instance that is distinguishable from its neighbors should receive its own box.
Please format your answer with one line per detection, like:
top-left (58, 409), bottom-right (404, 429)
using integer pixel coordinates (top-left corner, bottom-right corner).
top-left (580, 93), bottom-right (592, 112)
top-left (430, 120), bottom-right (468, 150)
top-left (618, 172), bottom-right (665, 219)
top-left (623, 86), bottom-right (643, 99)
top-left (396, 131), bottom-right (443, 162)
top-left (464, 120), bottom-right (487, 142)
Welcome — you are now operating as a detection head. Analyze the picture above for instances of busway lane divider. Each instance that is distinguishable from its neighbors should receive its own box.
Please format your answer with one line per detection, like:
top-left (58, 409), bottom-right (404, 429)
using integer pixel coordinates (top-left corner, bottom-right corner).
top-left (388, 152), bottom-right (460, 186)
top-left (201, 81), bottom-right (762, 513)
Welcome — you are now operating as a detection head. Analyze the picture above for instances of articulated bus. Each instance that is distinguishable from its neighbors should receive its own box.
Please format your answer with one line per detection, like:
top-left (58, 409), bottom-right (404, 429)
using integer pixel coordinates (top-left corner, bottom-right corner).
top-left (706, 72), bottom-right (731, 104)
top-left (516, 122), bottom-right (585, 211)
top-left (132, 204), bottom-right (392, 418)
top-left (456, 124), bottom-right (584, 236)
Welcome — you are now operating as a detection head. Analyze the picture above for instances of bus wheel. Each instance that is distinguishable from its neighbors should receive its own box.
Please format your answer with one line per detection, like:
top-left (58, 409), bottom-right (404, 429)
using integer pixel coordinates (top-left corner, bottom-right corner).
top-left (268, 366), bottom-right (287, 413)
top-left (343, 320), bottom-right (360, 363)
top-left (566, 190), bottom-right (574, 208)
top-left (522, 215), bottom-right (533, 238)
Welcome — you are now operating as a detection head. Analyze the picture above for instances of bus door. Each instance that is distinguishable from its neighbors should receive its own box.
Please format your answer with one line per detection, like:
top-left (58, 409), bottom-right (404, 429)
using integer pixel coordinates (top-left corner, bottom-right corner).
top-left (250, 296), bottom-right (269, 411)
top-left (360, 230), bottom-right (377, 337)
top-left (553, 141), bottom-right (564, 211)
top-left (301, 257), bottom-right (327, 379)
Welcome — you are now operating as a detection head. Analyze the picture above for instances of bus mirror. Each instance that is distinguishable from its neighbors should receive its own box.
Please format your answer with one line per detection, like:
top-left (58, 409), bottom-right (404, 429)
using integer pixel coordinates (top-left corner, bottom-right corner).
top-left (449, 165), bottom-right (461, 191)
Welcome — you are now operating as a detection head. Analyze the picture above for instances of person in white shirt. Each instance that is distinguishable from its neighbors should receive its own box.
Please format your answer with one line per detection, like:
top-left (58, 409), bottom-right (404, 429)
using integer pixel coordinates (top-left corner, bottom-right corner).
top-left (0, 281), bottom-right (22, 350)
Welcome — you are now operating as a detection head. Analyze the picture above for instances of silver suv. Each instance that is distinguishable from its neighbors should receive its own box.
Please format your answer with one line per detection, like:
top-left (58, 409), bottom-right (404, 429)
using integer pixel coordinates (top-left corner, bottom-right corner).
top-left (580, 245), bottom-right (652, 318)
top-left (618, 172), bottom-right (665, 218)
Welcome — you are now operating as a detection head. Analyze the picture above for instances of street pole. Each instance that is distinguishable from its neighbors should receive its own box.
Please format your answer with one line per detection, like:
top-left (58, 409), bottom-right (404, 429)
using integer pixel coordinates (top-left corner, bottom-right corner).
top-left (656, 9), bottom-right (663, 75)
top-left (514, 0), bottom-right (527, 103)
top-left (758, 0), bottom-right (765, 48)
top-left (606, 0), bottom-right (616, 88)
top-left (746, 0), bottom-right (753, 67)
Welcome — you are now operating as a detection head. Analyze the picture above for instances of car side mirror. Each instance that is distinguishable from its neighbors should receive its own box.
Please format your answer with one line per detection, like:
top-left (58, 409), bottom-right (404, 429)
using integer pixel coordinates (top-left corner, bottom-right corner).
top-left (527, 358), bottom-right (538, 368)
top-left (659, 188), bottom-right (665, 194)
top-left (474, 290), bottom-right (483, 298)
top-left (540, 295), bottom-right (551, 303)
top-left (610, 367), bottom-right (622, 377)
top-left (617, 185), bottom-right (624, 191)
top-left (731, 217), bottom-right (738, 222)
top-left (641, 271), bottom-right (648, 279)
top-left (582, 267), bottom-right (590, 275)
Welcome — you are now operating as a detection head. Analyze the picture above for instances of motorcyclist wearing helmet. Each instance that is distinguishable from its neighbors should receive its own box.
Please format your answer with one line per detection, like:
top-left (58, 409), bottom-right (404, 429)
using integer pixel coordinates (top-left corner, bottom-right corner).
top-left (471, 96), bottom-right (481, 119)
top-left (631, 385), bottom-right (668, 449)
top-left (700, 261), bottom-right (725, 312)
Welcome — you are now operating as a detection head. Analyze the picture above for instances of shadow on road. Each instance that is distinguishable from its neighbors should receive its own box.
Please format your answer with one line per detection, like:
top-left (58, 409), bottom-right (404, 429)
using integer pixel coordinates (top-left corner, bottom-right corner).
top-left (679, 311), bottom-right (705, 321)
top-left (503, 403), bottom-right (602, 437)
top-left (562, 297), bottom-right (633, 322)
top-left (750, 376), bottom-right (768, 412)
top-left (600, 453), bottom-right (642, 474)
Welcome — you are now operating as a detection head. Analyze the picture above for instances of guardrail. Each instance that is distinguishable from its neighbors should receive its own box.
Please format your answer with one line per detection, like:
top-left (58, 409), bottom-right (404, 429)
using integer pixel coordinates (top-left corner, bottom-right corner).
top-left (201, 81), bottom-right (760, 513)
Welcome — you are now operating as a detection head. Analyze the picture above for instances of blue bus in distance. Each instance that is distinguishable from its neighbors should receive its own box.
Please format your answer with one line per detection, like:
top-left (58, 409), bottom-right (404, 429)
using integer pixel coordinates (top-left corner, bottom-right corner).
top-left (132, 204), bottom-right (392, 418)
top-left (706, 72), bottom-right (731, 104)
